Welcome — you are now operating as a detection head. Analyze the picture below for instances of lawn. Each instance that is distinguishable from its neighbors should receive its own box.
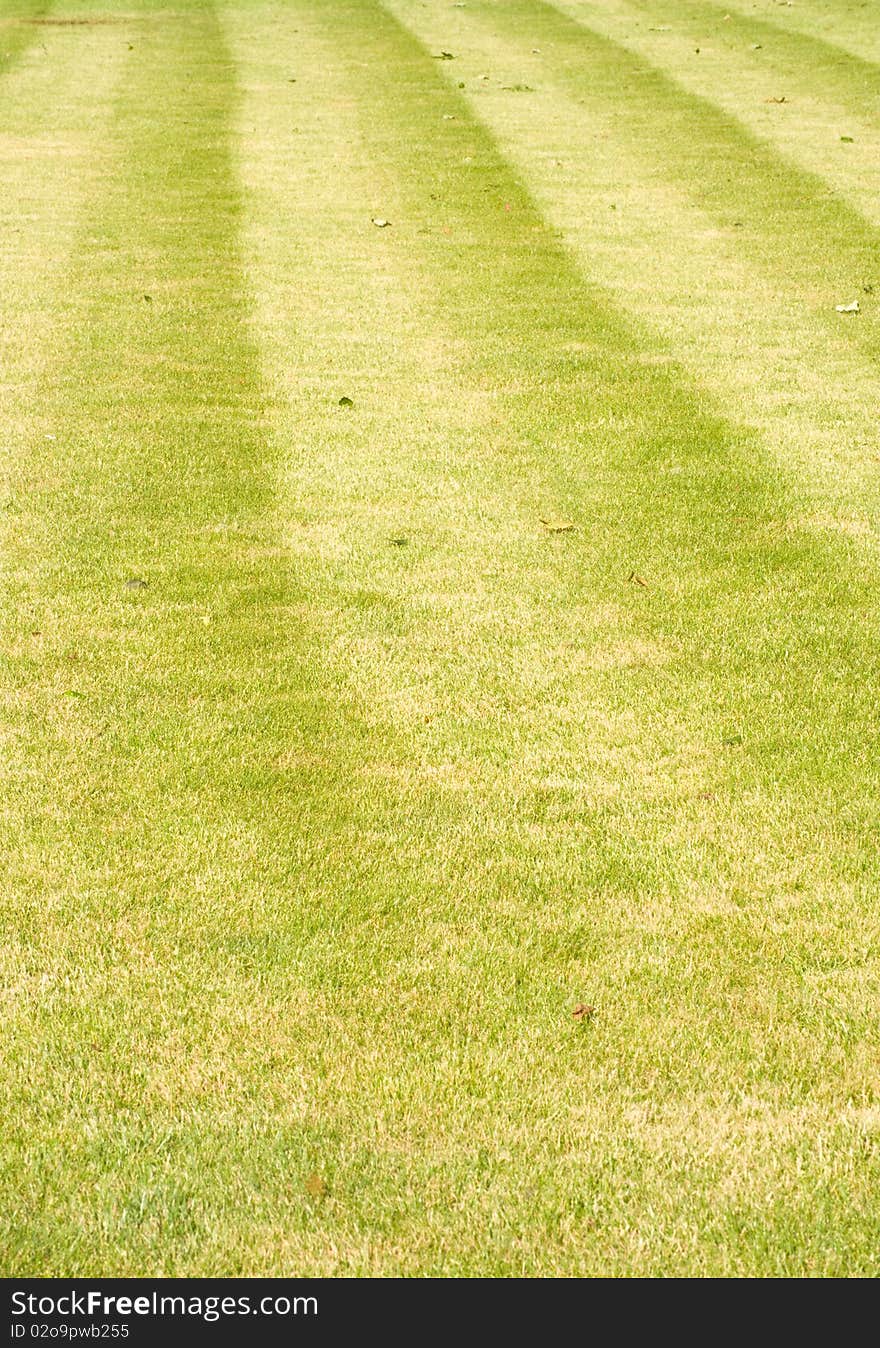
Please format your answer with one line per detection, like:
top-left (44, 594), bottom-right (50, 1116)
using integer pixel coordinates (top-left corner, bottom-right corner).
top-left (2, 0), bottom-right (880, 1277)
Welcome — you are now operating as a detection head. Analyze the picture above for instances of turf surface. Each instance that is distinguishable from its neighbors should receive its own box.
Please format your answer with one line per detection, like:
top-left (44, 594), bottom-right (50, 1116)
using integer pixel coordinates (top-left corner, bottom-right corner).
top-left (2, 0), bottom-right (880, 1276)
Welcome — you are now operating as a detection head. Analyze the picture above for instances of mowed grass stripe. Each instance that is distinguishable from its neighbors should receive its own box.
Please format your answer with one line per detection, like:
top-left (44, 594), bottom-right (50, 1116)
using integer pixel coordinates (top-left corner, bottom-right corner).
top-left (0, 22), bottom-right (132, 927)
top-left (0, 19), bottom-right (129, 428)
top-left (549, 0), bottom-right (880, 229)
top-left (662, 0), bottom-right (880, 96)
top-left (387, 0), bottom-right (880, 511)
top-left (459, 0), bottom-right (880, 337)
top-left (595, 0), bottom-right (880, 121)
top-left (721, 0), bottom-right (880, 69)
top-left (224, 0), bottom-right (880, 1272)
top-left (0, 0), bottom-right (375, 1275)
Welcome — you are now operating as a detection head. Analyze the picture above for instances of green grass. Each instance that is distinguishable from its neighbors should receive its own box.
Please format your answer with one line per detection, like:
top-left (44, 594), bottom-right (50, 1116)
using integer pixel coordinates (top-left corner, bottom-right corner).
top-left (2, 0), bottom-right (880, 1276)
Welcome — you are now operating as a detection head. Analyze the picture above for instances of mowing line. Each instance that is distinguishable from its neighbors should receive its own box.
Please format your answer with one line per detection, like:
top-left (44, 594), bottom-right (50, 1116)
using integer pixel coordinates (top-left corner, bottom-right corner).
top-left (718, 0), bottom-right (880, 69)
top-left (387, 0), bottom-right (880, 512)
top-left (572, 0), bottom-right (880, 120)
top-left (0, 20), bottom-right (128, 454)
top-left (548, 0), bottom-right (880, 226)
top-left (447, 0), bottom-right (880, 345)
top-left (633, 0), bottom-right (880, 107)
